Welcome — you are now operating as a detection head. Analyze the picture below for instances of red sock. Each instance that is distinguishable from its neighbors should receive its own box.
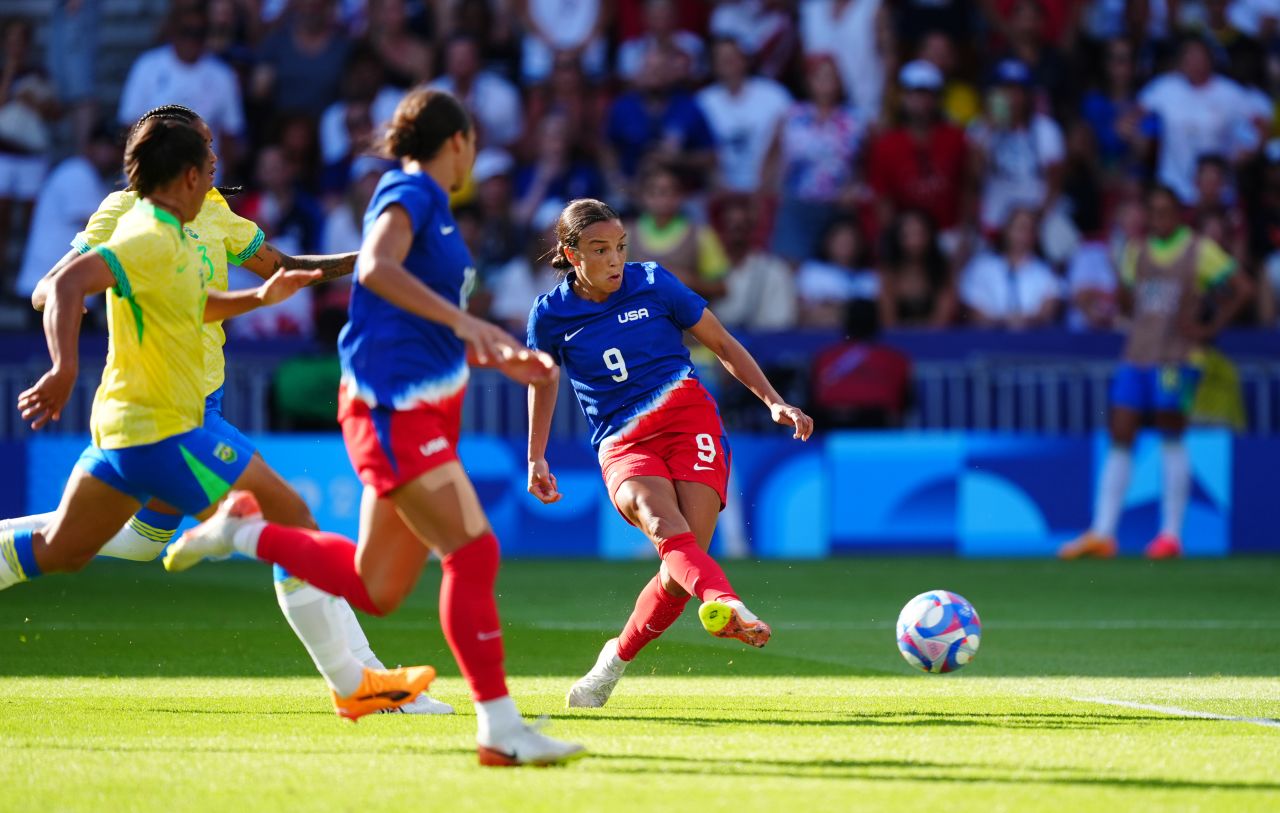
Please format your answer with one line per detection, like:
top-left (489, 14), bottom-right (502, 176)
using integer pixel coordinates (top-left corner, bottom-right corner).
top-left (656, 532), bottom-right (738, 604)
top-left (439, 532), bottom-right (509, 702)
top-left (616, 574), bottom-right (690, 662)
top-left (256, 525), bottom-right (383, 616)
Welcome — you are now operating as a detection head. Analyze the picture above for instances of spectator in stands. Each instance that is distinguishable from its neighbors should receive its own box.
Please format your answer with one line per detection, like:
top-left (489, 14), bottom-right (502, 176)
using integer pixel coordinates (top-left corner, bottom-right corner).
top-left (319, 46), bottom-right (401, 199)
top-left (797, 217), bottom-right (878, 329)
top-left (961, 206), bottom-right (1064, 328)
top-left (513, 113), bottom-right (605, 226)
top-left (1248, 142), bottom-right (1280, 324)
top-left (894, 0), bottom-right (973, 56)
top-left (1190, 155), bottom-right (1245, 255)
top-left (207, 0), bottom-right (262, 76)
top-left (916, 30), bottom-right (981, 126)
top-left (15, 122), bottom-right (121, 299)
top-left (869, 60), bottom-right (971, 253)
top-left (0, 17), bottom-right (55, 273)
top-left (995, 0), bottom-right (1070, 113)
top-left (765, 54), bottom-right (864, 263)
top-left (1080, 36), bottom-right (1145, 176)
top-left (697, 38), bottom-right (792, 194)
top-left (708, 0), bottom-right (799, 80)
top-left (471, 148), bottom-right (536, 329)
top-left (523, 52), bottom-right (610, 159)
top-left (628, 161), bottom-right (730, 299)
top-left (1225, 0), bottom-right (1280, 40)
top-left (617, 0), bottom-right (708, 82)
top-left (982, 0), bottom-right (1082, 50)
top-left (322, 155), bottom-right (389, 255)
top-left (519, 0), bottom-right (608, 84)
top-left (968, 59), bottom-right (1068, 245)
top-left (1138, 35), bottom-right (1260, 203)
top-left (117, 2), bottom-right (245, 178)
top-left (878, 209), bottom-right (958, 329)
top-left (711, 195), bottom-right (798, 330)
top-left (45, 0), bottom-right (100, 154)
top-left (603, 46), bottom-right (716, 199)
top-left (799, 0), bottom-right (887, 122)
top-left (252, 0), bottom-right (351, 119)
top-left (440, 0), bottom-right (521, 78)
top-left (237, 144), bottom-right (325, 259)
top-left (430, 35), bottom-right (524, 149)
top-left (807, 299), bottom-right (913, 429)
top-left (366, 0), bottom-right (434, 88)
top-left (1064, 194), bottom-right (1135, 332)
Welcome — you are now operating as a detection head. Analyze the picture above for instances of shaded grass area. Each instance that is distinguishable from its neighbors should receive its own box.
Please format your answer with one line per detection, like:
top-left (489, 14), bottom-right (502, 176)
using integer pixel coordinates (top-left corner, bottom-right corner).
top-left (1, 558), bottom-right (1278, 811)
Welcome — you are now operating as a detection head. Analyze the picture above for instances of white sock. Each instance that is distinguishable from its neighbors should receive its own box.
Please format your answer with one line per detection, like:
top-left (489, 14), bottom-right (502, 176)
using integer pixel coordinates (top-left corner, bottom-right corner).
top-left (98, 521), bottom-right (171, 562)
top-left (724, 598), bottom-right (758, 622)
top-left (0, 512), bottom-right (56, 534)
top-left (475, 695), bottom-right (523, 746)
top-left (1091, 446), bottom-right (1133, 538)
top-left (231, 520), bottom-right (267, 558)
top-left (275, 581), bottom-right (367, 696)
top-left (1160, 438), bottom-right (1190, 538)
top-left (332, 598), bottom-right (384, 669)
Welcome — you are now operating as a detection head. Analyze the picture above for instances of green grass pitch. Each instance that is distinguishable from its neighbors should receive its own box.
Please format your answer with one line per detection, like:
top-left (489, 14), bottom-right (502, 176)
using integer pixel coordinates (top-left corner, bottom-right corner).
top-left (1, 557), bottom-right (1278, 812)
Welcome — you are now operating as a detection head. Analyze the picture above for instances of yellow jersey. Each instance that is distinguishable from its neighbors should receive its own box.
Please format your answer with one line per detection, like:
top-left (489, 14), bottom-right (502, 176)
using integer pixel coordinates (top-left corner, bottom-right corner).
top-left (74, 188), bottom-right (265, 396)
top-left (90, 200), bottom-right (207, 449)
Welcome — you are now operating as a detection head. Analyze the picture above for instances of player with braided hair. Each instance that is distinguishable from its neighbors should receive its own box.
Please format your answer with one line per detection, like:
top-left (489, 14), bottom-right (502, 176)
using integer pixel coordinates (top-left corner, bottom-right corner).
top-left (0, 103), bottom-right (451, 718)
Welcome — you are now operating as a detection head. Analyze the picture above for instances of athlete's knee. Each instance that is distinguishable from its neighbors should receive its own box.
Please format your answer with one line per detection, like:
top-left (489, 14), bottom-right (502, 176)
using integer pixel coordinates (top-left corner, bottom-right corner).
top-left (627, 496), bottom-right (684, 542)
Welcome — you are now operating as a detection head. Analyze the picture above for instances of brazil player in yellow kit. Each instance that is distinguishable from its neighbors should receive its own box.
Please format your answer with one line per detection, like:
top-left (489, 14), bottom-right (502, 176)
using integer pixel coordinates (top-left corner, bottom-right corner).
top-left (21, 105), bottom-right (450, 715)
top-left (0, 115), bottom-right (438, 720)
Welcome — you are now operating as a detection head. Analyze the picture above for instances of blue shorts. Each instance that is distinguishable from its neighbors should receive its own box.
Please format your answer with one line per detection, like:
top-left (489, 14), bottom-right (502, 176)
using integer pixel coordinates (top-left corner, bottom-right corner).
top-left (204, 385), bottom-right (257, 456)
top-left (1110, 363), bottom-right (1201, 415)
top-left (75, 425), bottom-right (254, 517)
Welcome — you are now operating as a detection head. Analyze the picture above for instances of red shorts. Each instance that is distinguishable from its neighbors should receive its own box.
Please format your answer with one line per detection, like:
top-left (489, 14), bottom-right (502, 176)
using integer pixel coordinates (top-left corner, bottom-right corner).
top-left (338, 388), bottom-right (464, 497)
top-left (598, 404), bottom-right (731, 522)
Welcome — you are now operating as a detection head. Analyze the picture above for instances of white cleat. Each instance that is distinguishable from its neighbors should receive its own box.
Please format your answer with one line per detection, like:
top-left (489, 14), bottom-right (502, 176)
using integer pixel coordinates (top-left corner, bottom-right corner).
top-left (477, 720), bottom-right (586, 767)
top-left (163, 490), bottom-right (262, 572)
top-left (381, 693), bottom-right (455, 715)
top-left (566, 638), bottom-right (627, 708)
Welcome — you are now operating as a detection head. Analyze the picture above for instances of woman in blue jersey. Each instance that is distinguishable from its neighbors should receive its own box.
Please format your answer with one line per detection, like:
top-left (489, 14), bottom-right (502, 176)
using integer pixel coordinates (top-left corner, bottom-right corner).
top-left (526, 198), bottom-right (814, 708)
top-left (166, 88), bottom-right (585, 766)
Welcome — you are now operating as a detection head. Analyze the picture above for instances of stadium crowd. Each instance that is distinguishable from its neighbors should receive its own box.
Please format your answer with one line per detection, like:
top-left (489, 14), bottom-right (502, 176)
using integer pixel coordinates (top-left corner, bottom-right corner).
top-left (3, 0), bottom-right (1280, 342)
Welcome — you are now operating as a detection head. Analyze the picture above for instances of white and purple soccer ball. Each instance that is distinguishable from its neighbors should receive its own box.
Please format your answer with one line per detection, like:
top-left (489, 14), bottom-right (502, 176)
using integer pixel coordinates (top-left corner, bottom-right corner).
top-left (896, 590), bottom-right (982, 673)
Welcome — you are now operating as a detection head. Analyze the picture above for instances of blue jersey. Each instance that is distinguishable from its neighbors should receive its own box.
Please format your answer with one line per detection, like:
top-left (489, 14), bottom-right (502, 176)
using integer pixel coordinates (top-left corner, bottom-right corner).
top-left (528, 262), bottom-right (714, 450)
top-left (338, 169), bottom-right (474, 410)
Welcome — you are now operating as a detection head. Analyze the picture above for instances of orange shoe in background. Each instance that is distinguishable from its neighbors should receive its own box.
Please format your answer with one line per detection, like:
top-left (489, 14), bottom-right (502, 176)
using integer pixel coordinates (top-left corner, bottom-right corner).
top-left (1057, 532), bottom-right (1118, 560)
top-left (331, 665), bottom-right (437, 721)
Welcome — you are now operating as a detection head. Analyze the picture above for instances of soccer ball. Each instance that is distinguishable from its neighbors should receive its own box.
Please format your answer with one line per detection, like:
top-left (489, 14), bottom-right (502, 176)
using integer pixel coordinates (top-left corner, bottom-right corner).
top-left (896, 590), bottom-right (981, 673)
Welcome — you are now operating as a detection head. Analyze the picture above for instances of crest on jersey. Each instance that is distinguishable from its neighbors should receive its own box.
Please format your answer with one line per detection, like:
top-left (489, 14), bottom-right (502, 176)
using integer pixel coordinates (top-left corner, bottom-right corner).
top-left (213, 443), bottom-right (238, 464)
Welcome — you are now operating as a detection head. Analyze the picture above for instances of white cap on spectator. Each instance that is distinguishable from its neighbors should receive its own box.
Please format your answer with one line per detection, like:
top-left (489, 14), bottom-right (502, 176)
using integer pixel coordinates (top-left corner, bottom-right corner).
top-left (472, 148), bottom-right (514, 184)
top-left (899, 60), bottom-right (944, 92)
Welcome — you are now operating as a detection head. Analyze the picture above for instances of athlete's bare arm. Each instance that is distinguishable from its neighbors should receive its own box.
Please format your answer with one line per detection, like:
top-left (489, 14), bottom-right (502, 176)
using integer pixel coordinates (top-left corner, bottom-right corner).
top-left (20, 253), bottom-right (117, 429)
top-left (687, 308), bottom-right (814, 440)
top-left (30, 248), bottom-right (83, 311)
top-left (204, 269), bottom-right (323, 322)
top-left (238, 242), bottom-right (357, 287)
top-left (526, 364), bottom-right (563, 504)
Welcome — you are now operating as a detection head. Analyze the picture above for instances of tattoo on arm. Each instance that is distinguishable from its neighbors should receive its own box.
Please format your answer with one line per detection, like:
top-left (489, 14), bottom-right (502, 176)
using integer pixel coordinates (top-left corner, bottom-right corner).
top-left (275, 251), bottom-right (358, 285)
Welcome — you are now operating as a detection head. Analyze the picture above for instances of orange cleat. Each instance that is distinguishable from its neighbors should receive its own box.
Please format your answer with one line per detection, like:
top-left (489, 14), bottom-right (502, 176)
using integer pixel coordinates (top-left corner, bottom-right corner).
top-left (331, 665), bottom-right (437, 722)
top-left (1057, 532), bottom-right (1117, 560)
top-left (699, 600), bottom-right (772, 648)
top-left (1144, 533), bottom-right (1183, 560)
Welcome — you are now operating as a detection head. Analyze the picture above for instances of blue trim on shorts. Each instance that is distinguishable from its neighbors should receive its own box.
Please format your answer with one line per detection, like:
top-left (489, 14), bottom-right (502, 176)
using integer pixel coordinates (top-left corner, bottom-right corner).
top-left (1110, 363), bottom-right (1201, 415)
top-left (204, 385), bottom-right (257, 456)
top-left (75, 427), bottom-right (254, 516)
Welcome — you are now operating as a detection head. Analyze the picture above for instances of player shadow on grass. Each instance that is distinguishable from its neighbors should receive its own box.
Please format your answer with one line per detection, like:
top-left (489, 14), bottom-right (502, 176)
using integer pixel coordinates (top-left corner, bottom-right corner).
top-left (545, 710), bottom-right (1176, 730)
top-left (575, 753), bottom-right (1280, 792)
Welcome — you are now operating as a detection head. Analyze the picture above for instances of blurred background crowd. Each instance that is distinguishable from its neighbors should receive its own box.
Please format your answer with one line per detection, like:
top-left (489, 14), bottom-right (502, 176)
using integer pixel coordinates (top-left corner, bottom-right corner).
top-left (4, 0), bottom-right (1280, 430)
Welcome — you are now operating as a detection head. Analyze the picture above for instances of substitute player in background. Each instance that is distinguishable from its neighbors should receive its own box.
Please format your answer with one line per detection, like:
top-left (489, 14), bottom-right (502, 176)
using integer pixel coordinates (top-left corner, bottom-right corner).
top-left (525, 198), bottom-right (814, 708)
top-left (163, 89), bottom-right (584, 766)
top-left (1060, 185), bottom-right (1252, 560)
top-left (0, 104), bottom-right (448, 716)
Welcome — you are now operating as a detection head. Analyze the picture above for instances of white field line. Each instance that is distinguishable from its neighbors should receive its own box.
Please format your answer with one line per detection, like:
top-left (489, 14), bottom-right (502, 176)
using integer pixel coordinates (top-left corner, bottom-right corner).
top-left (2, 619), bottom-right (1278, 633)
top-left (1074, 696), bottom-right (1280, 730)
